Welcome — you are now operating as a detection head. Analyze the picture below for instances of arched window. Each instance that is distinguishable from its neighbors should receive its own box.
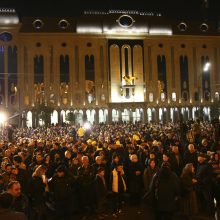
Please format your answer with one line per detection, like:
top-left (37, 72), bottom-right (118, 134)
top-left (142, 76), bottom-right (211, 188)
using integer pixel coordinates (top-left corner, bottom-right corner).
top-left (160, 92), bottom-right (166, 102)
top-left (182, 91), bottom-right (188, 101)
top-left (194, 92), bottom-right (199, 101)
top-left (149, 93), bottom-right (153, 102)
top-left (214, 92), bottom-right (219, 101)
top-left (172, 92), bottom-right (176, 102)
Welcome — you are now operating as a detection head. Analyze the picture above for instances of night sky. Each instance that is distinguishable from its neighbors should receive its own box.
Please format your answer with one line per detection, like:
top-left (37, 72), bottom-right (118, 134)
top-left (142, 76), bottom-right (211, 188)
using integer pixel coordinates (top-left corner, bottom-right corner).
top-left (0, 0), bottom-right (219, 21)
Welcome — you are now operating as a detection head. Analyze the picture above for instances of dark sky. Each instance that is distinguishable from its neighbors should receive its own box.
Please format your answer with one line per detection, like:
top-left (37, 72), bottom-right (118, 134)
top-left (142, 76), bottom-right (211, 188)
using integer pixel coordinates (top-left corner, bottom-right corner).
top-left (0, 0), bottom-right (219, 21)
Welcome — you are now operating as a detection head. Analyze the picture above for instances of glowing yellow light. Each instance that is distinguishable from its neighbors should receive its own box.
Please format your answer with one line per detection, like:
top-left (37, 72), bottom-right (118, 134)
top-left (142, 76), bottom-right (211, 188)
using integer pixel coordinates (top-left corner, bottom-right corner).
top-left (0, 112), bottom-right (6, 123)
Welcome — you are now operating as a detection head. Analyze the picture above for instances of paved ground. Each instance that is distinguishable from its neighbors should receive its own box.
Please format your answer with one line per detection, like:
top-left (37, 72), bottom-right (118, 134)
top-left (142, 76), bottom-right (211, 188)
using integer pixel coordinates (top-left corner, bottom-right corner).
top-left (45, 199), bottom-right (219, 220)
top-left (68, 204), bottom-right (218, 220)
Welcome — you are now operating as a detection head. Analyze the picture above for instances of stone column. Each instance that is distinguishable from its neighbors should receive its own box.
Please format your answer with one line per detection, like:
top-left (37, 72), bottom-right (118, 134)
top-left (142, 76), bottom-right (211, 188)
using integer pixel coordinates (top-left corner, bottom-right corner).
top-left (95, 108), bottom-right (99, 124)
top-left (107, 108), bottom-right (112, 124)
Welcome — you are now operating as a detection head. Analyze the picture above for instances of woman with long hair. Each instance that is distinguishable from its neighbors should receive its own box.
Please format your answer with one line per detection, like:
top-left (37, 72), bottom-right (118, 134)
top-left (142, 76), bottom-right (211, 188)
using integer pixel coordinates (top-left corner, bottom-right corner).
top-left (143, 159), bottom-right (158, 193)
top-left (29, 164), bottom-right (48, 220)
top-left (180, 163), bottom-right (198, 220)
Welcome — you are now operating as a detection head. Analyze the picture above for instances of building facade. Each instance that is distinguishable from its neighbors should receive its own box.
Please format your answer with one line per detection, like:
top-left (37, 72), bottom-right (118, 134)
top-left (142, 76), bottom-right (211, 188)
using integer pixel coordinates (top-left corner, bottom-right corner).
top-left (0, 9), bottom-right (220, 127)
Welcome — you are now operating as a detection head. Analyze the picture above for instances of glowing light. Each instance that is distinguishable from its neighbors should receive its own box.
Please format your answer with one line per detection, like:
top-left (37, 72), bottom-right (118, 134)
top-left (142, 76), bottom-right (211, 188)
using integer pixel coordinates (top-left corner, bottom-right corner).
top-left (203, 62), bottom-right (210, 72)
top-left (83, 122), bottom-right (91, 130)
top-left (149, 27), bottom-right (172, 35)
top-left (0, 112), bottom-right (6, 123)
top-left (103, 25), bottom-right (148, 34)
top-left (77, 26), bottom-right (102, 33)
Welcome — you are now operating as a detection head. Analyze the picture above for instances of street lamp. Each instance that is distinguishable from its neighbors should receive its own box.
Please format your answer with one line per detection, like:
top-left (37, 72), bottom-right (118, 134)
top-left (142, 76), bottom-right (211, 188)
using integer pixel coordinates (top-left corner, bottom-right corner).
top-left (198, 61), bottom-right (211, 119)
top-left (0, 112), bottom-right (6, 124)
top-left (0, 111), bottom-right (7, 138)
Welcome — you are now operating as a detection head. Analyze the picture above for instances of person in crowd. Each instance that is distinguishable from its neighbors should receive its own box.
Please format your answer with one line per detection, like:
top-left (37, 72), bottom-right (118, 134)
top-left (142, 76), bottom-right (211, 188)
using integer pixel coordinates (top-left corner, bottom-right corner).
top-left (196, 153), bottom-right (215, 217)
top-left (137, 144), bottom-right (150, 168)
top-left (183, 144), bottom-right (198, 169)
top-left (94, 167), bottom-right (108, 219)
top-left (110, 153), bottom-right (122, 171)
top-left (0, 120), bottom-right (219, 219)
top-left (28, 153), bottom-right (44, 176)
top-left (92, 155), bottom-right (105, 175)
top-left (9, 165), bottom-right (19, 182)
top-left (158, 152), bottom-right (170, 168)
top-left (127, 154), bottom-right (143, 212)
top-left (110, 162), bottom-right (127, 217)
top-left (12, 155), bottom-right (28, 194)
top-left (192, 119), bottom-right (201, 145)
top-left (149, 162), bottom-right (180, 220)
top-left (143, 159), bottom-right (159, 193)
top-left (199, 138), bottom-right (212, 154)
top-left (209, 152), bottom-right (220, 208)
top-left (48, 165), bottom-right (75, 220)
top-left (77, 155), bottom-right (96, 219)
top-left (0, 191), bottom-right (27, 220)
top-left (2, 163), bottom-right (12, 187)
top-left (43, 154), bottom-right (54, 178)
top-left (69, 157), bottom-right (80, 177)
top-left (7, 180), bottom-right (29, 217)
top-left (144, 151), bottom-right (157, 168)
top-left (29, 164), bottom-right (48, 220)
top-left (0, 175), bottom-right (4, 192)
top-left (179, 163), bottom-right (198, 219)
top-left (169, 145), bottom-right (184, 176)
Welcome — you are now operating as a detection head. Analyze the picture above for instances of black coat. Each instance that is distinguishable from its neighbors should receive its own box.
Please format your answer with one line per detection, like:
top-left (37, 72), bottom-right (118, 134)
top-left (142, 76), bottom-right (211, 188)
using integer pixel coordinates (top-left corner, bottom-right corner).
top-left (29, 176), bottom-right (46, 206)
top-left (0, 209), bottom-right (27, 220)
top-left (183, 150), bottom-right (198, 169)
top-left (94, 175), bottom-right (107, 201)
top-left (150, 170), bottom-right (180, 212)
top-left (169, 153), bottom-right (184, 176)
top-left (49, 174), bottom-right (75, 201)
top-left (127, 161), bottom-right (143, 193)
top-left (196, 161), bottom-right (214, 190)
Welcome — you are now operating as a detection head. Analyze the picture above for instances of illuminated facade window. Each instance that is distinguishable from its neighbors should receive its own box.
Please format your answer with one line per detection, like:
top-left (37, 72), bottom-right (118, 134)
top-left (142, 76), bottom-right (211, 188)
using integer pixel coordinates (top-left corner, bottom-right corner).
top-left (149, 92), bottom-right (153, 102)
top-left (172, 92), bottom-right (176, 102)
top-left (215, 92), bottom-right (219, 101)
top-left (161, 92), bottom-right (165, 102)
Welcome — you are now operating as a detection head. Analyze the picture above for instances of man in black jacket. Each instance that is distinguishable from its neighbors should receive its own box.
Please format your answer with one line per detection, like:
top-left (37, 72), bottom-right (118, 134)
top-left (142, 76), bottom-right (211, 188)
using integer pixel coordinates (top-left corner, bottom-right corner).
top-left (77, 155), bottom-right (96, 218)
top-left (7, 181), bottom-right (29, 218)
top-left (94, 167), bottom-right (108, 218)
top-left (149, 162), bottom-right (180, 220)
top-left (0, 191), bottom-right (27, 220)
top-left (196, 153), bottom-right (215, 217)
top-left (48, 165), bottom-right (75, 220)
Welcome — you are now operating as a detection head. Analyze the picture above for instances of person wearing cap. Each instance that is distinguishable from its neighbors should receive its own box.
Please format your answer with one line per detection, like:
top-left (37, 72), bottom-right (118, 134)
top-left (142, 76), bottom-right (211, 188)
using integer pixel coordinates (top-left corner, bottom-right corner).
top-left (196, 153), bottom-right (215, 217)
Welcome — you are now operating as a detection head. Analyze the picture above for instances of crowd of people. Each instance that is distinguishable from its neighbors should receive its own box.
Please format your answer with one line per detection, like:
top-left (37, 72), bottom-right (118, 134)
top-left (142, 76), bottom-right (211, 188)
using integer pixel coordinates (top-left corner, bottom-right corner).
top-left (0, 119), bottom-right (219, 220)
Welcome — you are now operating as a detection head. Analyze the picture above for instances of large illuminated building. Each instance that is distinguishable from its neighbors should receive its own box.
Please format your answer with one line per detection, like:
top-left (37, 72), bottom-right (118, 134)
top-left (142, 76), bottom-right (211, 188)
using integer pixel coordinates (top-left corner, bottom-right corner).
top-left (0, 8), bottom-right (219, 127)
